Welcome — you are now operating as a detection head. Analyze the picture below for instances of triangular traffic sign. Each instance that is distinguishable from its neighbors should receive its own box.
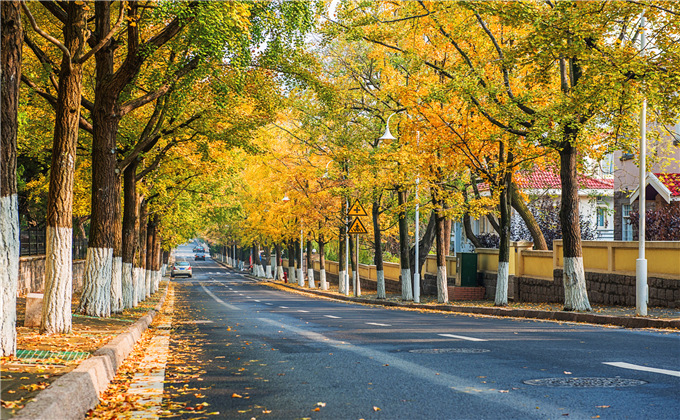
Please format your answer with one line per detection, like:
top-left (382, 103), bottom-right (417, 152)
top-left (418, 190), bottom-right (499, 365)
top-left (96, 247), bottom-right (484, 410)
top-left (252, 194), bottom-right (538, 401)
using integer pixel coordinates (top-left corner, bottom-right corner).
top-left (348, 217), bottom-right (368, 235)
top-left (348, 200), bottom-right (368, 217)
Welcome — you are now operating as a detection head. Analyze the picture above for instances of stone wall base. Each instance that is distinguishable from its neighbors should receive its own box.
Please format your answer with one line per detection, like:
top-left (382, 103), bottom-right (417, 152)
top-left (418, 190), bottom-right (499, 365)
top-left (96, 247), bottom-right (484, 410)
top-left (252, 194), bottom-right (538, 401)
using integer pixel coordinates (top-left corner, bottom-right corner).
top-left (18, 256), bottom-right (86, 296)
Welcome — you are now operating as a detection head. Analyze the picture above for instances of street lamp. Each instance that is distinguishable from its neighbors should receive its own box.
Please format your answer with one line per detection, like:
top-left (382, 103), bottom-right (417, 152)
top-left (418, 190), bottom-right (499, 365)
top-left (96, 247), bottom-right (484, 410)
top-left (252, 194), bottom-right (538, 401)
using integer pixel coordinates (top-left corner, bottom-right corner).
top-left (380, 112), bottom-right (420, 302)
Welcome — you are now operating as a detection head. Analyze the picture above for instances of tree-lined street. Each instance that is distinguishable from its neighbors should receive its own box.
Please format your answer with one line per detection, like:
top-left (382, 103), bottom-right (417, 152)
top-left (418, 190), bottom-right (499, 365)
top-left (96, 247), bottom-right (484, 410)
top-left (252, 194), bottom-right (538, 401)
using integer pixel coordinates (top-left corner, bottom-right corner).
top-left (145, 244), bottom-right (680, 419)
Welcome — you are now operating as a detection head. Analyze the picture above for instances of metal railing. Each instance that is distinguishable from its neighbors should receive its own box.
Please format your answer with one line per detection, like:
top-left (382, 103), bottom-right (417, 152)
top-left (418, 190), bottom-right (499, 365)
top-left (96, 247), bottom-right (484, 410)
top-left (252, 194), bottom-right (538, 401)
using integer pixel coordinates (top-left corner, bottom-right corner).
top-left (20, 227), bottom-right (88, 260)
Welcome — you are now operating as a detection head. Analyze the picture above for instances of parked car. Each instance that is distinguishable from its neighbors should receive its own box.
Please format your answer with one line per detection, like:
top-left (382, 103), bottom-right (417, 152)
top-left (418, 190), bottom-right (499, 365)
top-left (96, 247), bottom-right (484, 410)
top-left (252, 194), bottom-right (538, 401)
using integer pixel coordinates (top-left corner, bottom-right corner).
top-left (195, 253), bottom-right (205, 261)
top-left (171, 261), bottom-right (192, 278)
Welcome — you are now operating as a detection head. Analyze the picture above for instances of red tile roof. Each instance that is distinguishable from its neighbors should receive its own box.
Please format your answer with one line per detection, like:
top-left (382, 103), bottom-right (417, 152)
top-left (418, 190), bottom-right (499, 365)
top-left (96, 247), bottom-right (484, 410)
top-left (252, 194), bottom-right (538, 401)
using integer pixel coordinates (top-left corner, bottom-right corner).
top-left (655, 173), bottom-right (680, 197)
top-left (516, 170), bottom-right (614, 190)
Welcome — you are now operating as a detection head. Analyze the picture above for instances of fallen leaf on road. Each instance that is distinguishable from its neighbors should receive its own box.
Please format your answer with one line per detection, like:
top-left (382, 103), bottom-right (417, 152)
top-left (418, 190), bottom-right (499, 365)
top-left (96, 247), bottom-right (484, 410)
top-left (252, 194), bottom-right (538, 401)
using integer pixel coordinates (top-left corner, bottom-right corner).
top-left (232, 393), bottom-right (243, 398)
top-left (313, 407), bottom-right (321, 411)
top-left (564, 371), bottom-right (572, 375)
top-left (596, 405), bottom-right (610, 408)
top-left (373, 406), bottom-right (381, 411)
top-left (317, 402), bottom-right (326, 407)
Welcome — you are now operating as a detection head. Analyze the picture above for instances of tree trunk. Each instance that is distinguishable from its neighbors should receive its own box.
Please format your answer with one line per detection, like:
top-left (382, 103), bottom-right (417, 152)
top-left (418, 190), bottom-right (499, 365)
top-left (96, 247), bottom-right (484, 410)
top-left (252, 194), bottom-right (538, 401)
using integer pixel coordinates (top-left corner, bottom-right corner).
top-left (372, 200), bottom-right (386, 299)
top-left (397, 188), bottom-right (413, 301)
top-left (495, 168), bottom-right (513, 306)
top-left (136, 197), bottom-right (148, 305)
top-left (559, 141), bottom-right (591, 311)
top-left (433, 192), bottom-right (448, 304)
top-left (349, 230), bottom-right (357, 295)
top-left (263, 244), bottom-right (272, 279)
top-left (151, 217), bottom-right (161, 292)
top-left (510, 181), bottom-right (548, 250)
top-left (287, 241), bottom-right (296, 284)
top-left (296, 239), bottom-right (304, 286)
top-left (444, 218), bottom-right (452, 256)
top-left (121, 161), bottom-right (139, 308)
top-left (463, 212), bottom-right (483, 248)
top-left (39, 2), bottom-right (87, 333)
top-left (0, 0), bottom-right (21, 356)
top-left (339, 214), bottom-right (347, 295)
top-left (146, 217), bottom-right (155, 296)
top-left (275, 243), bottom-right (283, 280)
top-left (410, 210), bottom-right (436, 295)
top-left (318, 234), bottom-right (327, 290)
top-left (110, 175), bottom-right (123, 312)
top-left (307, 239), bottom-right (315, 288)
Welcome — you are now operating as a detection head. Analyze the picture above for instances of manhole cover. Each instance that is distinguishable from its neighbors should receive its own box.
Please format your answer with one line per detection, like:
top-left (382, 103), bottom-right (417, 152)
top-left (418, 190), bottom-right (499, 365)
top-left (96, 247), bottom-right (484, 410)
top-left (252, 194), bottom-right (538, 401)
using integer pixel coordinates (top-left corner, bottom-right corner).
top-left (523, 377), bottom-right (647, 387)
top-left (409, 348), bottom-right (490, 354)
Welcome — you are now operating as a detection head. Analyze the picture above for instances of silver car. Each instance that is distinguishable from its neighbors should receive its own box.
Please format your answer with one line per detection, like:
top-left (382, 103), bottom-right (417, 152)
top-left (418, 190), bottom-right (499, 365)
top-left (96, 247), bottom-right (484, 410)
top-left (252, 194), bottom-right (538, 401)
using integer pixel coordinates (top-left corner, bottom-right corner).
top-left (171, 261), bottom-right (193, 278)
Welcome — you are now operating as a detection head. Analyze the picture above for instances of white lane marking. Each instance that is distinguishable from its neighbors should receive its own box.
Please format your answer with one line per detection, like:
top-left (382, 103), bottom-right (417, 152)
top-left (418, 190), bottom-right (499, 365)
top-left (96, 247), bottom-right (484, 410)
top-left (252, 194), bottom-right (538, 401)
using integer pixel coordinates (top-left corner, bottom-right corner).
top-left (254, 300), bottom-right (261, 302)
top-left (200, 284), bottom-right (239, 310)
top-left (246, 296), bottom-right (253, 299)
top-left (257, 318), bottom-right (580, 418)
top-left (603, 362), bottom-right (680, 378)
top-left (366, 322), bottom-right (391, 327)
top-left (279, 306), bottom-right (289, 309)
top-left (265, 303), bottom-right (273, 306)
top-left (438, 333), bottom-right (487, 342)
top-left (324, 315), bottom-right (341, 319)
top-left (297, 310), bottom-right (310, 313)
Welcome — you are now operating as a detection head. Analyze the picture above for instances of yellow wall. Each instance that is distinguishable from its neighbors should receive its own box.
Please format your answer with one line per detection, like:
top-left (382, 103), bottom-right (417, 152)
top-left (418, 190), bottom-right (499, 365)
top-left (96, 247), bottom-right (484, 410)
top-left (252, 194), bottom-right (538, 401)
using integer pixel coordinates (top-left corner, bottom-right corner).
top-left (521, 251), bottom-right (553, 279)
top-left (581, 246), bottom-right (609, 271)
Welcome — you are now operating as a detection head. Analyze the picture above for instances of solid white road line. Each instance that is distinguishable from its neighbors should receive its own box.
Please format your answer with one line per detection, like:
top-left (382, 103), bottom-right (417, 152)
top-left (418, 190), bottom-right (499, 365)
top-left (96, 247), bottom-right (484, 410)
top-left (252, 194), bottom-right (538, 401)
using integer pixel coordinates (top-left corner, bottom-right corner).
top-left (603, 362), bottom-right (680, 378)
top-left (438, 333), bottom-right (488, 342)
top-left (279, 306), bottom-right (289, 309)
top-left (265, 303), bottom-right (273, 306)
top-left (324, 315), bottom-right (341, 319)
top-left (254, 300), bottom-right (261, 302)
top-left (366, 322), bottom-right (391, 327)
top-left (297, 310), bottom-right (310, 313)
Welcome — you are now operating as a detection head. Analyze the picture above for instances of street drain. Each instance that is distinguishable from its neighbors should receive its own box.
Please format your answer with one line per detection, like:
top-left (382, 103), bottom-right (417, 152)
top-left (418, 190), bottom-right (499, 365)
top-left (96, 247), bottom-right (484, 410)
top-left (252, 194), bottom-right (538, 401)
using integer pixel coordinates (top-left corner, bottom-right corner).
top-left (409, 348), bottom-right (490, 354)
top-left (15, 349), bottom-right (90, 363)
top-left (523, 377), bottom-right (647, 387)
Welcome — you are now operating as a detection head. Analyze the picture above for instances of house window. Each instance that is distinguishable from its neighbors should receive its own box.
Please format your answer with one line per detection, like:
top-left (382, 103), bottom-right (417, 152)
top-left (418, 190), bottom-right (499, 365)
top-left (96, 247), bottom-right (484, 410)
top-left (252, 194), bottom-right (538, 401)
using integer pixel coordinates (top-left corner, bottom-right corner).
top-left (597, 207), bottom-right (607, 227)
top-left (622, 204), bottom-right (633, 240)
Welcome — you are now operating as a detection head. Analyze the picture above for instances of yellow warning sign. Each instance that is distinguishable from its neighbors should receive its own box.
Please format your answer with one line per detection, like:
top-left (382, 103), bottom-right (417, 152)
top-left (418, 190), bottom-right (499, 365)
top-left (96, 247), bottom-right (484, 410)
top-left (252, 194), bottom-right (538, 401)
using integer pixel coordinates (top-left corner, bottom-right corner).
top-left (348, 200), bottom-right (368, 217)
top-left (348, 217), bottom-right (368, 235)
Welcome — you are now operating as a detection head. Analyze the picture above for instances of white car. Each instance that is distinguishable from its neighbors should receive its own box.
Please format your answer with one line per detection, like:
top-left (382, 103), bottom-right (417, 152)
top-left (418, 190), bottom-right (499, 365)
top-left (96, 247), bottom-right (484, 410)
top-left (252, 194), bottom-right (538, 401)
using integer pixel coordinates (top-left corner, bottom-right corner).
top-left (171, 261), bottom-right (193, 278)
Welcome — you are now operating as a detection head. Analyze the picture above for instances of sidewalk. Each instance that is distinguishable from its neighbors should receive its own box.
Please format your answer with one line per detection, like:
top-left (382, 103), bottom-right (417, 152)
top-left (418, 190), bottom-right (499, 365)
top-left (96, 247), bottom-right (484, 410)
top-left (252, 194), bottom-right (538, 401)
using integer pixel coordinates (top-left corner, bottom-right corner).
top-left (0, 282), bottom-right (169, 419)
top-left (220, 262), bottom-right (680, 330)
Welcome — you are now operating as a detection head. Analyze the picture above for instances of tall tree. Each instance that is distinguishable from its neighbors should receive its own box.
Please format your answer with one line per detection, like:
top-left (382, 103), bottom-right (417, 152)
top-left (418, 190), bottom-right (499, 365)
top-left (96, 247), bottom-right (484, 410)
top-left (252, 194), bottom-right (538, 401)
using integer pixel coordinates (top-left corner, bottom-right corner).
top-left (1, 0), bottom-right (22, 355)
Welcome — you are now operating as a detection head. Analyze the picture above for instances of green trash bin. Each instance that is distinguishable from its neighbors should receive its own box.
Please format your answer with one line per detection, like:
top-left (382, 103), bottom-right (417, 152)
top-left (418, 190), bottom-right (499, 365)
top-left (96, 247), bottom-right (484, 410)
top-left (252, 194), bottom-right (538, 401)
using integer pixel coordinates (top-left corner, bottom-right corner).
top-left (458, 252), bottom-right (478, 287)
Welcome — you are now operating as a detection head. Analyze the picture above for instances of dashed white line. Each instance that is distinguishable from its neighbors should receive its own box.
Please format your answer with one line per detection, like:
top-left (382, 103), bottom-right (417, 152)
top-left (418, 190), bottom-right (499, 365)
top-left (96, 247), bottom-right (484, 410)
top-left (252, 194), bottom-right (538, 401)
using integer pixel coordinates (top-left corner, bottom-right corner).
top-left (246, 296), bottom-right (253, 299)
top-left (279, 306), bottom-right (289, 309)
top-left (324, 315), bottom-right (341, 319)
top-left (603, 362), bottom-right (680, 378)
top-left (265, 303), bottom-right (273, 306)
top-left (254, 299), bottom-right (261, 302)
top-left (297, 310), bottom-right (310, 313)
top-left (438, 333), bottom-right (487, 342)
top-left (366, 322), bottom-right (391, 327)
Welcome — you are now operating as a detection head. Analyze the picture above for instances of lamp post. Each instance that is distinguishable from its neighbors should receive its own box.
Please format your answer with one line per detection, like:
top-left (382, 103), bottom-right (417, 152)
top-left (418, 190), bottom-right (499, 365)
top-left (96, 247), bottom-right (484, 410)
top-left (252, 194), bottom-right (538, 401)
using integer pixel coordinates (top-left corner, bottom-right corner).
top-left (636, 14), bottom-right (648, 316)
top-left (380, 112), bottom-right (420, 302)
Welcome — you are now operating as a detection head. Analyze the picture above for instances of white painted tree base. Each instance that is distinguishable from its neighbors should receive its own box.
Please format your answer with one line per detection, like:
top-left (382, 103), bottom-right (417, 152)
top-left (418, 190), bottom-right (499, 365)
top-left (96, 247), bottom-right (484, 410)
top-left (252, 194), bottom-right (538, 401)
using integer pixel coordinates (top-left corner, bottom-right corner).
top-left (338, 270), bottom-right (346, 294)
top-left (111, 256), bottom-right (123, 313)
top-left (277, 266), bottom-right (284, 281)
top-left (353, 271), bottom-right (361, 297)
top-left (401, 268), bottom-right (413, 301)
top-left (122, 262), bottom-right (134, 309)
top-left (437, 265), bottom-right (449, 303)
top-left (563, 257), bottom-right (592, 311)
top-left (495, 261), bottom-right (509, 306)
top-left (298, 268), bottom-right (305, 287)
top-left (320, 269), bottom-right (327, 290)
top-left (289, 267), bottom-right (296, 283)
top-left (376, 270), bottom-right (386, 299)
top-left (145, 270), bottom-right (152, 299)
top-left (0, 194), bottom-right (19, 355)
top-left (41, 226), bottom-right (73, 334)
top-left (265, 265), bottom-right (272, 279)
top-left (133, 267), bottom-right (143, 306)
top-left (80, 247), bottom-right (113, 317)
top-left (153, 270), bottom-right (161, 292)
top-left (308, 268), bottom-right (315, 288)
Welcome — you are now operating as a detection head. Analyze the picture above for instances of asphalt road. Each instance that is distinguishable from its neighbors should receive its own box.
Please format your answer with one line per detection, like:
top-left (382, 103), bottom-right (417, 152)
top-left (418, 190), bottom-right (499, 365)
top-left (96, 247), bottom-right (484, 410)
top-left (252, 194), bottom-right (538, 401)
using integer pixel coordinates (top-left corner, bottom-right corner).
top-left (165, 244), bottom-right (680, 419)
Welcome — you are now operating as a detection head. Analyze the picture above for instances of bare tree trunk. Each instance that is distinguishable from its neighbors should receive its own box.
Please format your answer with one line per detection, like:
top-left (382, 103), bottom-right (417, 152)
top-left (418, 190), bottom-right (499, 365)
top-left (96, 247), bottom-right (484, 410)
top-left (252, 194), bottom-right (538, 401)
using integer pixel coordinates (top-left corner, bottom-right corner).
top-left (151, 217), bottom-right (161, 292)
top-left (275, 243), bottom-right (283, 280)
top-left (510, 182), bottom-right (548, 250)
top-left (397, 188), bottom-right (413, 301)
top-left (318, 234), bottom-right (327, 290)
top-left (38, 1), bottom-right (88, 333)
top-left (263, 244), bottom-right (272, 279)
top-left (372, 200), bottom-right (386, 299)
top-left (307, 239), bottom-right (315, 288)
top-left (121, 161), bottom-right (139, 308)
top-left (110, 175), bottom-right (123, 312)
top-left (463, 213), bottom-right (483, 248)
top-left (1, 0), bottom-right (22, 355)
top-left (136, 197), bottom-right (148, 305)
top-left (410, 210), bottom-right (436, 294)
top-left (559, 141), bottom-right (591, 311)
top-left (495, 166), bottom-right (513, 306)
top-left (433, 191), bottom-right (448, 303)
top-left (145, 217), bottom-right (155, 296)
top-left (287, 241), bottom-right (296, 283)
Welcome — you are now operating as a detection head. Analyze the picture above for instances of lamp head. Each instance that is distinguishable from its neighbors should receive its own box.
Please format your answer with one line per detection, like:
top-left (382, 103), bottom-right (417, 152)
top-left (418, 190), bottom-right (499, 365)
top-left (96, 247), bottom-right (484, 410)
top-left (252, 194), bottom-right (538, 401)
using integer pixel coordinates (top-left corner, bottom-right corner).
top-left (282, 195), bottom-right (290, 202)
top-left (379, 125), bottom-right (397, 141)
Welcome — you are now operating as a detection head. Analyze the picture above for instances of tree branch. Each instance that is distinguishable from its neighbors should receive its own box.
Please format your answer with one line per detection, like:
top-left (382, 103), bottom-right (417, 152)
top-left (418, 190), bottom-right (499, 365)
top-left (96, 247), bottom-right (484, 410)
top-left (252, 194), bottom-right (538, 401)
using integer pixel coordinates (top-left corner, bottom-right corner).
top-left (76, 0), bottom-right (125, 63)
top-left (21, 2), bottom-right (71, 69)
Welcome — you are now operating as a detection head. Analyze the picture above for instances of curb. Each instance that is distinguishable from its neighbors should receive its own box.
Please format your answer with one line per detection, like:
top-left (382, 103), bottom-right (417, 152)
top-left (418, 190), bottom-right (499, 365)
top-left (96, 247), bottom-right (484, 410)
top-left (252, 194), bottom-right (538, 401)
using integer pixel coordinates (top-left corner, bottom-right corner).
top-left (211, 259), bottom-right (679, 330)
top-left (13, 284), bottom-right (170, 420)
